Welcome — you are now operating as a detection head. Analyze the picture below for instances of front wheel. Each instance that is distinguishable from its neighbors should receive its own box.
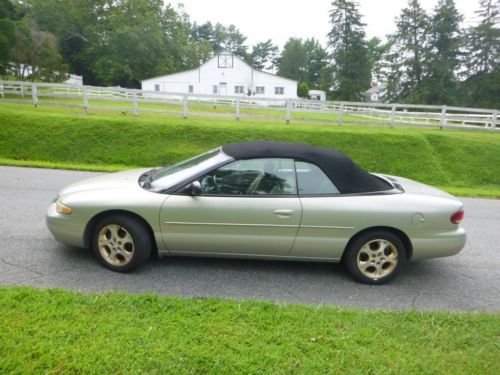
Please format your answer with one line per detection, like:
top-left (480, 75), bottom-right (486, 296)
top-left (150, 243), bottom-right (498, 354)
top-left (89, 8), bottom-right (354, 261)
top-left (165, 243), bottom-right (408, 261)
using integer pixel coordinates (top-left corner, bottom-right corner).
top-left (345, 230), bottom-right (406, 285)
top-left (91, 214), bottom-right (152, 272)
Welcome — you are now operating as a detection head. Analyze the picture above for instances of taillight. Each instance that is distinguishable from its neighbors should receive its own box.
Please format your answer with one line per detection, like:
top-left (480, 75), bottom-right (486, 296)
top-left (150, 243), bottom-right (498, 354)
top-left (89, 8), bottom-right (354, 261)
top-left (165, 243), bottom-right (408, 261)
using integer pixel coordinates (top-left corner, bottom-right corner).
top-left (450, 210), bottom-right (464, 224)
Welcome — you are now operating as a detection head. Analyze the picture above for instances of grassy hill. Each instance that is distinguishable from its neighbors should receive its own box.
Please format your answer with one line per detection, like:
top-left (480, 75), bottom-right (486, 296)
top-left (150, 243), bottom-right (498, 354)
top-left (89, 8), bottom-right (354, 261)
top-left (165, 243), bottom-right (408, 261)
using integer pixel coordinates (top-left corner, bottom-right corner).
top-left (0, 102), bottom-right (499, 197)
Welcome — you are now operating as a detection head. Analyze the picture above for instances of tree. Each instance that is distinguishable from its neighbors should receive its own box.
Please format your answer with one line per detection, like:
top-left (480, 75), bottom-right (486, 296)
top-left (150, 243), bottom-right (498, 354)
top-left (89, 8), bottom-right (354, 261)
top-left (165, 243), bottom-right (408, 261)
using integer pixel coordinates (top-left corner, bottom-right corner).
top-left (382, 0), bottom-right (430, 102)
top-left (222, 24), bottom-right (248, 57)
top-left (416, 0), bottom-right (463, 104)
top-left (318, 65), bottom-right (335, 95)
top-left (365, 37), bottom-right (390, 83)
top-left (10, 19), bottom-right (67, 81)
top-left (22, 0), bottom-right (209, 86)
top-left (0, 0), bottom-right (19, 74)
top-left (461, 0), bottom-right (500, 108)
top-left (327, 0), bottom-right (371, 101)
top-left (298, 82), bottom-right (310, 98)
top-left (0, 0), bottom-right (14, 18)
top-left (191, 21), bottom-right (248, 58)
top-left (20, 0), bottom-right (105, 83)
top-left (0, 18), bottom-right (15, 74)
top-left (303, 38), bottom-right (329, 88)
top-left (465, 0), bottom-right (499, 75)
top-left (277, 38), bottom-right (308, 82)
top-left (247, 39), bottom-right (278, 71)
top-left (87, 0), bottom-right (181, 87)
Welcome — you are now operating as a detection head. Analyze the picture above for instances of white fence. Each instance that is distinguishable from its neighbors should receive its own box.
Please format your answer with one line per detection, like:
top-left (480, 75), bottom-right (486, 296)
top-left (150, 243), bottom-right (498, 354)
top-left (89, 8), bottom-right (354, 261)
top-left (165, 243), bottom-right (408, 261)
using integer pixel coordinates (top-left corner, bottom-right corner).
top-left (0, 80), bottom-right (498, 131)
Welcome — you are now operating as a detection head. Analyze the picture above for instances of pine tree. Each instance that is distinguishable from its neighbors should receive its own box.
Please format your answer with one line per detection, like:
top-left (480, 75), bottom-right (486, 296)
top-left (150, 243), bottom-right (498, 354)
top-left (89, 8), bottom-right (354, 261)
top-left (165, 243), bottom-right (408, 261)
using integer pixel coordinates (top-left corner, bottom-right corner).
top-left (247, 39), bottom-right (278, 71)
top-left (383, 0), bottom-right (430, 102)
top-left (466, 0), bottom-right (499, 74)
top-left (418, 0), bottom-right (463, 104)
top-left (461, 0), bottom-right (500, 108)
top-left (303, 38), bottom-right (329, 89)
top-left (366, 37), bottom-right (390, 84)
top-left (327, 0), bottom-right (371, 101)
top-left (277, 38), bottom-right (308, 82)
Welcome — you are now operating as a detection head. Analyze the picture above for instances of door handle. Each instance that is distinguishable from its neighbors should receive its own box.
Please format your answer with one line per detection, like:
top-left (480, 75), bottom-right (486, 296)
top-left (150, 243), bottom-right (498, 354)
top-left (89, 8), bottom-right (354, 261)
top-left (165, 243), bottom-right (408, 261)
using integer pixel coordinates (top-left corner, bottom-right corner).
top-left (274, 209), bottom-right (295, 217)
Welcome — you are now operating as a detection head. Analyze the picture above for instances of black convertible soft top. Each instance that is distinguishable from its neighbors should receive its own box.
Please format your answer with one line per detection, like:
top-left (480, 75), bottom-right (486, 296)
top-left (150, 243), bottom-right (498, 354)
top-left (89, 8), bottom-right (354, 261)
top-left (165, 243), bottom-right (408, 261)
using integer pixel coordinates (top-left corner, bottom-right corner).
top-left (222, 141), bottom-right (391, 194)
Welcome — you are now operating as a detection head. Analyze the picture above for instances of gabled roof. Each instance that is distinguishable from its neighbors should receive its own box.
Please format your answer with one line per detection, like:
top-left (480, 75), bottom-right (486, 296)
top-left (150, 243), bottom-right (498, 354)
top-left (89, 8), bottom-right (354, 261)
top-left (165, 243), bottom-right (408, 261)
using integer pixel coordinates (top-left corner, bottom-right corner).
top-left (141, 53), bottom-right (298, 84)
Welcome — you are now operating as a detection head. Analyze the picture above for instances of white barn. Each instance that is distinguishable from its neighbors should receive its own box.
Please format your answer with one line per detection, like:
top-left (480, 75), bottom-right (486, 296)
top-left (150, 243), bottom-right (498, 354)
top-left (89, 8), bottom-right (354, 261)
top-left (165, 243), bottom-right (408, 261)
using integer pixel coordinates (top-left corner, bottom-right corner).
top-left (141, 52), bottom-right (297, 99)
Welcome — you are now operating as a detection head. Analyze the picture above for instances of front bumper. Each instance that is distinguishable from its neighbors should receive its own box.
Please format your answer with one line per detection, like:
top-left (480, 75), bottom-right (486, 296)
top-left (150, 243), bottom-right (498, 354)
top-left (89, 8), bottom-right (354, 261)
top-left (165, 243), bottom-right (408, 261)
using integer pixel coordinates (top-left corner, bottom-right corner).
top-left (409, 227), bottom-right (466, 261)
top-left (46, 202), bottom-right (89, 248)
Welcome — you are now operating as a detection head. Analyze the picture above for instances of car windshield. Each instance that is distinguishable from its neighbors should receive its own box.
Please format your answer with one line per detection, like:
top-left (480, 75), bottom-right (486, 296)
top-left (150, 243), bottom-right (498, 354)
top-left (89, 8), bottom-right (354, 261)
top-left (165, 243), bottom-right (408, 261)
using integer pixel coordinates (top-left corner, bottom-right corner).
top-left (147, 148), bottom-right (232, 191)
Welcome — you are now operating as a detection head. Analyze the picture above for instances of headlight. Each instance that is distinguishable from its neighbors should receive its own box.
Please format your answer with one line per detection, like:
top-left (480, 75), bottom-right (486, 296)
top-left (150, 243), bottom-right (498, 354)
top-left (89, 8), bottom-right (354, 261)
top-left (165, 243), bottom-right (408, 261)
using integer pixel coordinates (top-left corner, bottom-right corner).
top-left (55, 200), bottom-right (72, 215)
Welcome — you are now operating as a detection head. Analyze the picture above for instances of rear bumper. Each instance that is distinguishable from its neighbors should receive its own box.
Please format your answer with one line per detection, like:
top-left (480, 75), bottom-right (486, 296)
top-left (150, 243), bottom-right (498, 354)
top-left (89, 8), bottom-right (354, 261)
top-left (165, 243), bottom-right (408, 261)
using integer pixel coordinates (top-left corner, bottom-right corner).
top-left (46, 203), bottom-right (88, 248)
top-left (409, 227), bottom-right (466, 261)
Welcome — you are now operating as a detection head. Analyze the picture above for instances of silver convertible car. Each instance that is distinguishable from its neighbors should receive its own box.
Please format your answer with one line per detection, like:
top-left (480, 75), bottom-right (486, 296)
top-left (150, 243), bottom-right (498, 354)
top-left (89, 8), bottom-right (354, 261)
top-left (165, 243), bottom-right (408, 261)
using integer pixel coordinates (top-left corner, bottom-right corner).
top-left (46, 141), bottom-right (466, 284)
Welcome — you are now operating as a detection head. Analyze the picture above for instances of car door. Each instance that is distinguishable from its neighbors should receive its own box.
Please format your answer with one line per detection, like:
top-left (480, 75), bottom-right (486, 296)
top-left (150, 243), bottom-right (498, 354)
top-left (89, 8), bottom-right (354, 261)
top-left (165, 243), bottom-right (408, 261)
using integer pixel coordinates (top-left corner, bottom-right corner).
top-left (160, 158), bottom-right (302, 256)
top-left (291, 161), bottom-right (357, 260)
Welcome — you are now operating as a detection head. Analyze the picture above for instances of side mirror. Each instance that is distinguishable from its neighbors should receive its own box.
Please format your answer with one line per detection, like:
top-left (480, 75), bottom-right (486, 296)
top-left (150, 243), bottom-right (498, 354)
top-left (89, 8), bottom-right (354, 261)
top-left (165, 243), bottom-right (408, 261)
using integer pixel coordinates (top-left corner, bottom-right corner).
top-left (189, 180), bottom-right (202, 196)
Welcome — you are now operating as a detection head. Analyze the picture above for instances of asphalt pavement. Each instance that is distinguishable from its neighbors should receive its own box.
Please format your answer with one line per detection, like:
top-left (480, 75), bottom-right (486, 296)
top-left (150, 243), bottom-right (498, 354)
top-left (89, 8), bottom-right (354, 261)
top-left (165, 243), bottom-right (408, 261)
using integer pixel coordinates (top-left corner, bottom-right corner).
top-left (0, 166), bottom-right (499, 312)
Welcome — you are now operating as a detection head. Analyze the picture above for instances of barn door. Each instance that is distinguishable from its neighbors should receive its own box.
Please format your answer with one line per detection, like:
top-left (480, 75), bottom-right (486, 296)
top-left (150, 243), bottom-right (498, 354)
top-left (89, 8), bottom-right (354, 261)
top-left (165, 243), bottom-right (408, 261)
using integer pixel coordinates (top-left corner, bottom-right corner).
top-left (219, 82), bottom-right (227, 96)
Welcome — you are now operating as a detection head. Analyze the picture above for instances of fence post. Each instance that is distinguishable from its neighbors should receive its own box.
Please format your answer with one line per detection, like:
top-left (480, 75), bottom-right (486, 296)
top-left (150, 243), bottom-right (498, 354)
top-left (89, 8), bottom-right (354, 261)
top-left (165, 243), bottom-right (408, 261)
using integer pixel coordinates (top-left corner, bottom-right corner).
top-left (31, 83), bottom-right (38, 107)
top-left (21, 83), bottom-right (24, 97)
top-left (0, 82), bottom-right (4, 98)
top-left (491, 111), bottom-right (498, 131)
top-left (338, 103), bottom-right (344, 126)
top-left (390, 104), bottom-right (396, 125)
top-left (440, 105), bottom-right (447, 129)
top-left (286, 99), bottom-right (292, 124)
top-left (235, 99), bottom-right (240, 121)
top-left (182, 94), bottom-right (188, 118)
top-left (83, 87), bottom-right (89, 114)
top-left (132, 90), bottom-right (138, 116)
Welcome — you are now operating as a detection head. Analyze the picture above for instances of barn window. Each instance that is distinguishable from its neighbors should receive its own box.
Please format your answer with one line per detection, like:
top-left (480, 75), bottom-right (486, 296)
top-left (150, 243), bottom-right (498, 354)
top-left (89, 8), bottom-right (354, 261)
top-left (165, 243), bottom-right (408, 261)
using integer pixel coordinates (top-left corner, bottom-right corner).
top-left (213, 85), bottom-right (218, 94)
top-left (218, 54), bottom-right (233, 68)
top-left (234, 85), bottom-right (244, 94)
top-left (275, 87), bottom-right (284, 95)
top-left (188, 85), bottom-right (194, 93)
top-left (154, 84), bottom-right (160, 92)
top-left (256, 86), bottom-right (265, 94)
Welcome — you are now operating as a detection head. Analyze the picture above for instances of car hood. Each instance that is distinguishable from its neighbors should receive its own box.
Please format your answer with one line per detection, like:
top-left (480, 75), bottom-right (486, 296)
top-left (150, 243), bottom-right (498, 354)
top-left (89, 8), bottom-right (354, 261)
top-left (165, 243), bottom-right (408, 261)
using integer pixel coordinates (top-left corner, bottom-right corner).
top-left (58, 168), bottom-right (150, 196)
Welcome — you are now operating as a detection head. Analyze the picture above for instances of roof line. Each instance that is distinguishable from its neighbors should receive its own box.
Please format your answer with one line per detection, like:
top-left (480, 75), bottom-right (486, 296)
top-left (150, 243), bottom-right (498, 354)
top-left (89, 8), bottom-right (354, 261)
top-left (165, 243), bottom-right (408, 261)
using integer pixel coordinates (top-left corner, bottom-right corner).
top-left (141, 66), bottom-right (200, 82)
top-left (141, 53), bottom-right (298, 84)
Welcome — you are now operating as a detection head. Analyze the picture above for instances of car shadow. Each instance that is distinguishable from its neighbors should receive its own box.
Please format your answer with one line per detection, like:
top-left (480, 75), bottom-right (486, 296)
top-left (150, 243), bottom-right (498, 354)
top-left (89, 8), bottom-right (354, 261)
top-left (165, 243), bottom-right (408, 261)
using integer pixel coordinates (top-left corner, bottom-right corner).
top-left (56, 244), bottom-right (448, 288)
top-left (148, 255), bottom-right (351, 281)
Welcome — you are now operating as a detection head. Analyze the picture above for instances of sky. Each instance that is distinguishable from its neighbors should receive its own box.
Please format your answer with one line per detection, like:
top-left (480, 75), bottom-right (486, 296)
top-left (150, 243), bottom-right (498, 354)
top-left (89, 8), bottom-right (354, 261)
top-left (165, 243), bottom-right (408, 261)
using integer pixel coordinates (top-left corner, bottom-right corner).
top-left (169, 0), bottom-right (480, 48)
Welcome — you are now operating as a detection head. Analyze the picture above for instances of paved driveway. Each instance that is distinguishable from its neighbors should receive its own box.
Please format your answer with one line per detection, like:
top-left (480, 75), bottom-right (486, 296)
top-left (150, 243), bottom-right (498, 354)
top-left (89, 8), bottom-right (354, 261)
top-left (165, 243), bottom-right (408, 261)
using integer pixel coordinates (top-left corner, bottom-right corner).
top-left (0, 166), bottom-right (499, 312)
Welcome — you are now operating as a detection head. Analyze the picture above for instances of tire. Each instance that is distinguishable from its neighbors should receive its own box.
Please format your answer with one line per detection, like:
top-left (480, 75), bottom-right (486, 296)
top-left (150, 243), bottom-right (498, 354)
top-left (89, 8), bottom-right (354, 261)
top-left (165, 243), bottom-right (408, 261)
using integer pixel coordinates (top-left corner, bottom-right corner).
top-left (344, 230), bottom-right (406, 285)
top-left (91, 214), bottom-right (152, 273)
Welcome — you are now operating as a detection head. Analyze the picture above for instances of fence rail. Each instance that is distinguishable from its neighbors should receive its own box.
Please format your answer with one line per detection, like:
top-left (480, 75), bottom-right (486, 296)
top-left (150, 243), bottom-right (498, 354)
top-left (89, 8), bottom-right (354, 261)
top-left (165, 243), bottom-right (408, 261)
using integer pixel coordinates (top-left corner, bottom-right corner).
top-left (0, 80), bottom-right (497, 131)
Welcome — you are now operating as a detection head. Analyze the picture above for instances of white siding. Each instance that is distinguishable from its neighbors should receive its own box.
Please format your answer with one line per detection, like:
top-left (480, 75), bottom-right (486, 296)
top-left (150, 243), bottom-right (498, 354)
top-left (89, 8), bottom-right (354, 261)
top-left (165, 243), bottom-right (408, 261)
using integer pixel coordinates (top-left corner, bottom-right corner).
top-left (308, 90), bottom-right (326, 101)
top-left (141, 53), bottom-right (297, 99)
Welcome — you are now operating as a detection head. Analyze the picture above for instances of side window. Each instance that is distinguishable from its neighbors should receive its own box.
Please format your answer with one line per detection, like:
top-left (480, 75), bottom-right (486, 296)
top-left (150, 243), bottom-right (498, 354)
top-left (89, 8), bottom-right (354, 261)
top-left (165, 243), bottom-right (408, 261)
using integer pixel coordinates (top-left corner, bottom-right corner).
top-left (199, 158), bottom-right (297, 195)
top-left (295, 161), bottom-right (340, 195)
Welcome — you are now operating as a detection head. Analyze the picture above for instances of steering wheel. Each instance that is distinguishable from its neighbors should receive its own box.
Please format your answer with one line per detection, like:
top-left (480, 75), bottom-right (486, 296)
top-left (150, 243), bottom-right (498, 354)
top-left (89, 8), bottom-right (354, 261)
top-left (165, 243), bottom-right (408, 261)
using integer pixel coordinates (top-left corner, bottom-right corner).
top-left (201, 175), bottom-right (221, 193)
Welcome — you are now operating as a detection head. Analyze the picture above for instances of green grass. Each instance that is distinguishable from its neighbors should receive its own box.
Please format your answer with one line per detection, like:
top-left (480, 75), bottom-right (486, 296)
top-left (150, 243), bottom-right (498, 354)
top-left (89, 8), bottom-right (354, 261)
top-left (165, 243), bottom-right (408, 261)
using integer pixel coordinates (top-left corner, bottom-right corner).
top-left (2, 94), bottom-right (383, 122)
top-left (0, 102), bottom-right (499, 197)
top-left (0, 286), bottom-right (498, 374)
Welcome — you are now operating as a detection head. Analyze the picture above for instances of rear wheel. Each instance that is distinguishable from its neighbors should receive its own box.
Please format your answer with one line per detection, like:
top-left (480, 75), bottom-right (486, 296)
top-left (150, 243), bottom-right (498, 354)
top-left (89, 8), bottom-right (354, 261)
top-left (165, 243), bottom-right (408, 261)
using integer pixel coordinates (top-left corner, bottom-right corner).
top-left (91, 214), bottom-right (151, 272)
top-left (345, 230), bottom-right (406, 285)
